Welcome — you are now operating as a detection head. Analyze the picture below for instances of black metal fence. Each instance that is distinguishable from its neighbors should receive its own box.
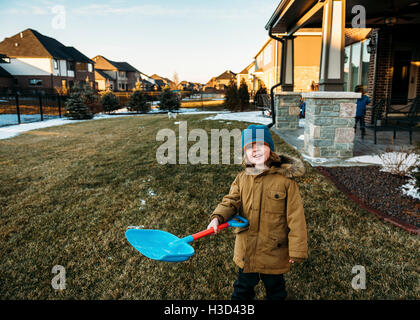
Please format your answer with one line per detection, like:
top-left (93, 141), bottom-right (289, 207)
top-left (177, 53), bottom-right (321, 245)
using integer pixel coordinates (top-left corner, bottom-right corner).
top-left (0, 92), bottom-right (69, 127)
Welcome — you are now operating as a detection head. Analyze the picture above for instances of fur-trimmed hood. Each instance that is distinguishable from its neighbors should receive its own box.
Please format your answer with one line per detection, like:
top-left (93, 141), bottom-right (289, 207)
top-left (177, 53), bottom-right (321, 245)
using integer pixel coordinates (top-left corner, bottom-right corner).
top-left (243, 152), bottom-right (305, 178)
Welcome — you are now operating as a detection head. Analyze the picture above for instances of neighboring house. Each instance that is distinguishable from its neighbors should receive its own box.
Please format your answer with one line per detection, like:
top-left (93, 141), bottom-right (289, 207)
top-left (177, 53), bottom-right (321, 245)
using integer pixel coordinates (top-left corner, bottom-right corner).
top-left (236, 61), bottom-right (258, 95)
top-left (139, 78), bottom-right (157, 91)
top-left (94, 69), bottom-right (115, 91)
top-left (0, 65), bottom-right (13, 89)
top-left (215, 70), bottom-right (236, 90)
top-left (250, 29), bottom-right (322, 94)
top-left (0, 54), bottom-right (13, 89)
top-left (177, 81), bottom-right (199, 91)
top-left (150, 74), bottom-right (173, 90)
top-left (0, 28), bottom-right (95, 93)
top-left (92, 55), bottom-right (141, 91)
top-left (205, 70), bottom-right (237, 91)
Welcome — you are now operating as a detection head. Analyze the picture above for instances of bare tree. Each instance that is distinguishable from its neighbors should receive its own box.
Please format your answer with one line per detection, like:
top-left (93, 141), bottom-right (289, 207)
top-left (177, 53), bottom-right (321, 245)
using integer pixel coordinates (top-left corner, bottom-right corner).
top-left (172, 71), bottom-right (179, 90)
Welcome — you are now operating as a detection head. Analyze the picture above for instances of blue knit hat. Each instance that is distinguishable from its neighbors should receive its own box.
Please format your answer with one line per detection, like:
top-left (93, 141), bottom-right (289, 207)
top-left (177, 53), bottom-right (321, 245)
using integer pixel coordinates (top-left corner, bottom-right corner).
top-left (242, 124), bottom-right (275, 152)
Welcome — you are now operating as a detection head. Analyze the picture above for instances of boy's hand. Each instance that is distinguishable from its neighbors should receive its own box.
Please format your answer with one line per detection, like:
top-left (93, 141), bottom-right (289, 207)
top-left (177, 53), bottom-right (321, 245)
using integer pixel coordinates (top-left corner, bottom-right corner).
top-left (289, 259), bottom-right (295, 264)
top-left (207, 218), bottom-right (220, 234)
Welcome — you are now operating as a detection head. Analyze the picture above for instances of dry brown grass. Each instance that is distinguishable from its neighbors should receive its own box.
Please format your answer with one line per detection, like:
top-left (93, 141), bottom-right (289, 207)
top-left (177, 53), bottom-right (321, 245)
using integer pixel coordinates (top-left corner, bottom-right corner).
top-left (0, 114), bottom-right (419, 300)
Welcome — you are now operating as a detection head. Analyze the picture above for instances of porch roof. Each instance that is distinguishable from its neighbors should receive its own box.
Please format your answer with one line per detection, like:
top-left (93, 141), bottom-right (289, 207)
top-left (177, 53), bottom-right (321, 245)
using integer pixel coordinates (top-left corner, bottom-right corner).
top-left (266, 0), bottom-right (420, 36)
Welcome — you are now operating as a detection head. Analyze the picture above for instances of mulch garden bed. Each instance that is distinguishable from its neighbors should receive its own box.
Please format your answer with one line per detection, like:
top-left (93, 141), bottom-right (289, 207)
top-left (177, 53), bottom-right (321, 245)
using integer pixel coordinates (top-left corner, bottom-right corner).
top-left (316, 165), bottom-right (420, 235)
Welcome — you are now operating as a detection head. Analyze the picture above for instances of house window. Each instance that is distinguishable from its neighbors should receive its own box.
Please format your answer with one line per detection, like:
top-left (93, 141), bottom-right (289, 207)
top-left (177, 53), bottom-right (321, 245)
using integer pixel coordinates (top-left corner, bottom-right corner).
top-left (350, 42), bottom-right (361, 92)
top-left (61, 79), bottom-right (67, 88)
top-left (76, 62), bottom-right (87, 71)
top-left (264, 43), bottom-right (272, 65)
top-left (361, 41), bottom-right (370, 88)
top-left (344, 46), bottom-right (350, 90)
top-left (343, 40), bottom-right (370, 92)
top-left (119, 71), bottom-right (126, 78)
top-left (67, 61), bottom-right (75, 71)
top-left (88, 63), bottom-right (93, 72)
top-left (29, 79), bottom-right (43, 86)
top-left (53, 59), bottom-right (58, 69)
top-left (69, 80), bottom-right (74, 88)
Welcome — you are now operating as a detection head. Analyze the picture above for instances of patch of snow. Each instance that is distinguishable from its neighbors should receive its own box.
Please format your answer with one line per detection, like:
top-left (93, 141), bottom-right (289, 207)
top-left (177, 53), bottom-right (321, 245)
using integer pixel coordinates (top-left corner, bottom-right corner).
top-left (400, 178), bottom-right (420, 200)
top-left (0, 117), bottom-right (82, 140)
top-left (148, 190), bottom-right (156, 197)
top-left (301, 153), bottom-right (337, 164)
top-left (203, 111), bottom-right (272, 125)
top-left (0, 113), bottom-right (148, 140)
top-left (297, 134), bottom-right (304, 140)
top-left (346, 152), bottom-right (420, 173)
top-left (299, 119), bottom-right (305, 128)
top-left (345, 155), bottom-right (383, 165)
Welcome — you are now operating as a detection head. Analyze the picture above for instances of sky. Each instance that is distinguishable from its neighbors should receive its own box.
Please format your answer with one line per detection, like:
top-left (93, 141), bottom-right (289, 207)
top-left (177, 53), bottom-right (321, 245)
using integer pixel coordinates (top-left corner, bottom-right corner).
top-left (0, 0), bottom-right (278, 84)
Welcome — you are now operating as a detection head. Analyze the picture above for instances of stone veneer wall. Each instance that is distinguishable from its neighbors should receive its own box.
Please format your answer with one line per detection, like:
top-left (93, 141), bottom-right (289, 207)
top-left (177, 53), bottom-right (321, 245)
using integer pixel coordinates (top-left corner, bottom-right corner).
top-left (274, 93), bottom-right (302, 130)
top-left (302, 91), bottom-right (361, 158)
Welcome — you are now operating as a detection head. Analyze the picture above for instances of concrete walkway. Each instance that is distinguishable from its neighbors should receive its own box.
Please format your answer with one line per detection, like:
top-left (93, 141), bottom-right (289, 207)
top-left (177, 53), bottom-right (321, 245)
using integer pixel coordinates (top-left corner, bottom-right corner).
top-left (271, 120), bottom-right (420, 167)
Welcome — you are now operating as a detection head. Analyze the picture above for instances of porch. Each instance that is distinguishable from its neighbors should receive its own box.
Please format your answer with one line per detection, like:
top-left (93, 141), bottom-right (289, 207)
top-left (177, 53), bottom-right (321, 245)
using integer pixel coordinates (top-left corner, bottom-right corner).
top-left (265, 0), bottom-right (420, 160)
top-left (272, 120), bottom-right (420, 167)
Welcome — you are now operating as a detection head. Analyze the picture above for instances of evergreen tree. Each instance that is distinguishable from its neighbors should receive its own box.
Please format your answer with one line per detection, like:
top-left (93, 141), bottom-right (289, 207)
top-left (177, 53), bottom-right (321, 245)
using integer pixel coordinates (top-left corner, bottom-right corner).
top-left (64, 91), bottom-right (93, 120)
top-left (255, 85), bottom-right (268, 108)
top-left (224, 79), bottom-right (239, 111)
top-left (101, 91), bottom-right (119, 113)
top-left (159, 88), bottom-right (180, 111)
top-left (127, 90), bottom-right (149, 113)
top-left (238, 79), bottom-right (250, 111)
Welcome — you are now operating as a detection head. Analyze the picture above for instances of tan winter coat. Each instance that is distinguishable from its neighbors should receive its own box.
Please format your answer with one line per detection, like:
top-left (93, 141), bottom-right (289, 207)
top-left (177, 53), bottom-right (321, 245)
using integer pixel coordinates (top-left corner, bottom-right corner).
top-left (210, 152), bottom-right (308, 274)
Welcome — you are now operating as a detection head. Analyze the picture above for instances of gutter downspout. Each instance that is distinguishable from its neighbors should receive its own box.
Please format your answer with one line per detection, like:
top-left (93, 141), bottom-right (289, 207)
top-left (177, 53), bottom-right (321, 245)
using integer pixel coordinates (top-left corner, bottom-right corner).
top-left (267, 26), bottom-right (284, 128)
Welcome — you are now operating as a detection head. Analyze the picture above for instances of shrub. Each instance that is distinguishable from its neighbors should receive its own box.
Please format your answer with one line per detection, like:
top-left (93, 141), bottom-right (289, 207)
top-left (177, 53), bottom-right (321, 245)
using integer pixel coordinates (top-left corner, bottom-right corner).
top-left (159, 88), bottom-right (180, 111)
top-left (101, 91), bottom-right (119, 113)
top-left (378, 145), bottom-right (420, 177)
top-left (127, 90), bottom-right (149, 113)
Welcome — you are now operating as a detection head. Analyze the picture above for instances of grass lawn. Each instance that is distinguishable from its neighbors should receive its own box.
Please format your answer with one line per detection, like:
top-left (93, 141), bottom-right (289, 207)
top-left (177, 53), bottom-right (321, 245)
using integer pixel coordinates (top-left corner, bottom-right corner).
top-left (0, 114), bottom-right (419, 300)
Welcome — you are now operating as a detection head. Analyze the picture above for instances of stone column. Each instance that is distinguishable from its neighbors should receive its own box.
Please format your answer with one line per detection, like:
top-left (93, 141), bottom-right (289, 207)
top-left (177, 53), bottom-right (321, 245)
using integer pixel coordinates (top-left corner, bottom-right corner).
top-left (275, 92), bottom-right (302, 130)
top-left (302, 91), bottom-right (361, 158)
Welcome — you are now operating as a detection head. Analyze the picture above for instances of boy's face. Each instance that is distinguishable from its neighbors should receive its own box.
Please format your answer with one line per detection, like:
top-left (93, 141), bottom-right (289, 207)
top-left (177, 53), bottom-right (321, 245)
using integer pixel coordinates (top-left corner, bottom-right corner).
top-left (245, 142), bottom-right (271, 167)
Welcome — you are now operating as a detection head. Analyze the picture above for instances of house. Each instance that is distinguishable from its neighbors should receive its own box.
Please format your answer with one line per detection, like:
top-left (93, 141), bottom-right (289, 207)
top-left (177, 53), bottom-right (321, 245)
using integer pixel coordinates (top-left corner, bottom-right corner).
top-left (0, 28), bottom-right (95, 93)
top-left (205, 70), bottom-right (237, 91)
top-left (92, 55), bottom-right (141, 91)
top-left (176, 80), bottom-right (199, 91)
top-left (150, 74), bottom-right (173, 90)
top-left (236, 61), bottom-right (258, 95)
top-left (0, 54), bottom-right (13, 89)
top-left (246, 29), bottom-right (322, 95)
top-left (215, 70), bottom-right (236, 90)
top-left (266, 0), bottom-right (420, 125)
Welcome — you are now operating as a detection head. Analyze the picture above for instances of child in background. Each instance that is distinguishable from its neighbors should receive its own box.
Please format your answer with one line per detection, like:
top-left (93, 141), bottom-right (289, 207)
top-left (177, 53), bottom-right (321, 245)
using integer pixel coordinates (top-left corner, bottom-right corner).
top-left (207, 124), bottom-right (308, 300)
top-left (299, 97), bottom-right (306, 119)
top-left (354, 85), bottom-right (371, 137)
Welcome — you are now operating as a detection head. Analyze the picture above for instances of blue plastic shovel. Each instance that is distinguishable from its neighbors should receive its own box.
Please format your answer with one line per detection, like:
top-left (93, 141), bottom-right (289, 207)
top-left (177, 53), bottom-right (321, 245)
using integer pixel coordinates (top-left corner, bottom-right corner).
top-left (125, 215), bottom-right (248, 262)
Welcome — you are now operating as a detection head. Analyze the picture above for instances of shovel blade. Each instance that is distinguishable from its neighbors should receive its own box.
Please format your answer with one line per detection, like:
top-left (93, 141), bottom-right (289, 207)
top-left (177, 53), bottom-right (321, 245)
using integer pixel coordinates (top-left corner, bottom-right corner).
top-left (125, 229), bottom-right (195, 262)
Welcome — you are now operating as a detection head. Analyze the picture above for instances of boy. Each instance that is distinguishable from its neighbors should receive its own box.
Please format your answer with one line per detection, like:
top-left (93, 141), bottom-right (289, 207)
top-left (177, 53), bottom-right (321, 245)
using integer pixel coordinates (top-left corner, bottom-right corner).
top-left (207, 124), bottom-right (308, 300)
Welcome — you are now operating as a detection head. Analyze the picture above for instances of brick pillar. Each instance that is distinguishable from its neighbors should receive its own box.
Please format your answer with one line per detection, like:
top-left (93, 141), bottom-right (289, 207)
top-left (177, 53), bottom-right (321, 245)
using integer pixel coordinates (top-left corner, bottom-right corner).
top-left (274, 92), bottom-right (301, 130)
top-left (302, 91), bottom-right (361, 158)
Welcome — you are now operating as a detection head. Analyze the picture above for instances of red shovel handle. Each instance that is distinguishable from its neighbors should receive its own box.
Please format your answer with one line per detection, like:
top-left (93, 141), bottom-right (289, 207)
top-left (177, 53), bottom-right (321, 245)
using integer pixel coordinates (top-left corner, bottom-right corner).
top-left (191, 222), bottom-right (229, 241)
